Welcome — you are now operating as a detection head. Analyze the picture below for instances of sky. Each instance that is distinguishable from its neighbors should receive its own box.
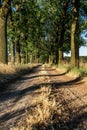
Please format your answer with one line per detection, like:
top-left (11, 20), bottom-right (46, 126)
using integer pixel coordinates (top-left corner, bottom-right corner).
top-left (79, 30), bottom-right (87, 56)
top-left (64, 46), bottom-right (87, 57)
top-left (79, 46), bottom-right (87, 56)
top-left (64, 30), bottom-right (87, 57)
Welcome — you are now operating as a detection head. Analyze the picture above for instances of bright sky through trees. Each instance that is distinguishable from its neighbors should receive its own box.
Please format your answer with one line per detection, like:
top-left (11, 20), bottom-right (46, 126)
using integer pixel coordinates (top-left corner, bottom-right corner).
top-left (64, 46), bottom-right (87, 57)
top-left (79, 46), bottom-right (87, 56)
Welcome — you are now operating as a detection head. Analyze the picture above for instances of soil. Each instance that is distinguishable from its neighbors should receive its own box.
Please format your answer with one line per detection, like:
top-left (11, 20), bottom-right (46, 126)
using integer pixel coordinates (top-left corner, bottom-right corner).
top-left (45, 65), bottom-right (87, 130)
top-left (0, 64), bottom-right (87, 130)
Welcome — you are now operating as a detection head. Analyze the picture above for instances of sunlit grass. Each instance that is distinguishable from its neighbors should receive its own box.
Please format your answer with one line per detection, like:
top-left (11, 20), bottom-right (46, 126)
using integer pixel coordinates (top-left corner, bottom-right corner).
top-left (51, 63), bottom-right (87, 78)
top-left (0, 64), bottom-right (36, 83)
top-left (57, 64), bottom-right (87, 78)
top-left (11, 86), bottom-right (56, 130)
top-left (79, 67), bottom-right (87, 77)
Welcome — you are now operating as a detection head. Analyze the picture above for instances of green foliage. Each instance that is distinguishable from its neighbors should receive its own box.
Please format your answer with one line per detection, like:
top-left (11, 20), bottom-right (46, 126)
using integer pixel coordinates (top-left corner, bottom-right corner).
top-left (6, 0), bottom-right (87, 65)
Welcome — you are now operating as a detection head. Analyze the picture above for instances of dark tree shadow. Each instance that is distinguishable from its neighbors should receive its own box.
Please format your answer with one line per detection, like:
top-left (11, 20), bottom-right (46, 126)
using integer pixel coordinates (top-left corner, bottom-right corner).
top-left (0, 65), bottom-right (42, 92)
top-left (32, 101), bottom-right (87, 130)
top-left (18, 69), bottom-right (70, 81)
top-left (51, 105), bottom-right (87, 130)
top-left (0, 108), bottom-right (25, 123)
top-left (0, 106), bottom-right (31, 130)
top-left (0, 65), bottom-right (85, 130)
top-left (0, 75), bottom-right (83, 103)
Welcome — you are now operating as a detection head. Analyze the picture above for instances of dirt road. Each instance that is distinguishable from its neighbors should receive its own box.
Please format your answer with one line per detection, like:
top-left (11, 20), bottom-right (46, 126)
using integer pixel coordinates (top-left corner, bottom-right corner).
top-left (0, 65), bottom-right (44, 130)
top-left (0, 65), bottom-right (87, 130)
top-left (45, 65), bottom-right (87, 130)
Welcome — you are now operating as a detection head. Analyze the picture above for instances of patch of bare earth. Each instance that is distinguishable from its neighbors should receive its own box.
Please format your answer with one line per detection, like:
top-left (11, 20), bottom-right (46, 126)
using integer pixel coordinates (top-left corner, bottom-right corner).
top-left (45, 65), bottom-right (87, 130)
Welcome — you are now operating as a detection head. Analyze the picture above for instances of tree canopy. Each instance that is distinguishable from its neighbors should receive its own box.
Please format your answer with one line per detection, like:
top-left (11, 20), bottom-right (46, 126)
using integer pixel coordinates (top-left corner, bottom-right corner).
top-left (0, 0), bottom-right (87, 67)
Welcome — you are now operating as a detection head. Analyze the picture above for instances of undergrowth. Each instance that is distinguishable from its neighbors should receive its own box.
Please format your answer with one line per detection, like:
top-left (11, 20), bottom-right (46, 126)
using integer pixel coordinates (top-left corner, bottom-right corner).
top-left (54, 64), bottom-right (87, 78)
top-left (67, 66), bottom-right (87, 77)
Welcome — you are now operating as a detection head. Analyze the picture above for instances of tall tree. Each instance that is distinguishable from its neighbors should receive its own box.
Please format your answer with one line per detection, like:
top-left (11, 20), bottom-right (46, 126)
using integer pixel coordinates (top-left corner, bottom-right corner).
top-left (58, 1), bottom-right (70, 65)
top-left (0, 0), bottom-right (11, 64)
top-left (71, 0), bottom-right (80, 67)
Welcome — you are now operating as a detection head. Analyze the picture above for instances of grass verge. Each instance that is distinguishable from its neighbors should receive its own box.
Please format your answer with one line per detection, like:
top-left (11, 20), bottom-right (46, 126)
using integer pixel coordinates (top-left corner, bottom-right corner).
top-left (53, 64), bottom-right (87, 78)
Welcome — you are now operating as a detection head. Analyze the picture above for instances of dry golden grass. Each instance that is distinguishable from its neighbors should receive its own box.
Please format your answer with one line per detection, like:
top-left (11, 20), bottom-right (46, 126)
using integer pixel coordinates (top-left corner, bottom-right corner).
top-left (11, 86), bottom-right (56, 130)
top-left (0, 64), bottom-right (36, 83)
top-left (52, 64), bottom-right (82, 78)
top-left (0, 64), bottom-right (16, 74)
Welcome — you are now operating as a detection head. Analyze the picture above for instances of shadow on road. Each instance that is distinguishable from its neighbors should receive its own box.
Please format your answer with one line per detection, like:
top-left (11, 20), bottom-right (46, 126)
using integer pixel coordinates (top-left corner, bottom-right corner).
top-left (0, 65), bottom-right (42, 92)
top-left (0, 66), bottom-right (86, 130)
top-left (0, 75), bottom-right (83, 102)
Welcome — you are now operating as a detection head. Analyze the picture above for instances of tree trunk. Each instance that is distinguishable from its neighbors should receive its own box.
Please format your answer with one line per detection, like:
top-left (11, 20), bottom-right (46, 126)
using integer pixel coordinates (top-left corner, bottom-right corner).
top-left (30, 55), bottom-right (33, 63)
top-left (55, 50), bottom-right (58, 64)
top-left (0, 17), bottom-right (8, 64)
top-left (26, 47), bottom-right (28, 64)
top-left (57, 1), bottom-right (69, 65)
top-left (58, 28), bottom-right (65, 65)
top-left (21, 50), bottom-right (26, 64)
top-left (16, 41), bottom-right (21, 64)
top-left (21, 56), bottom-right (25, 64)
top-left (48, 55), bottom-right (53, 65)
top-left (71, 20), bottom-right (77, 66)
top-left (58, 48), bottom-right (64, 65)
top-left (0, 0), bottom-right (11, 64)
top-left (58, 30), bottom-right (65, 65)
top-left (71, 0), bottom-right (80, 68)
top-left (11, 42), bottom-right (15, 64)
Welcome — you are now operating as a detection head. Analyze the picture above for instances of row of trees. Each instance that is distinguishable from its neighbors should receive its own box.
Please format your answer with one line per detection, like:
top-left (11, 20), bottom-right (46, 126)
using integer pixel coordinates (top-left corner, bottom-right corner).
top-left (0, 0), bottom-right (87, 67)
